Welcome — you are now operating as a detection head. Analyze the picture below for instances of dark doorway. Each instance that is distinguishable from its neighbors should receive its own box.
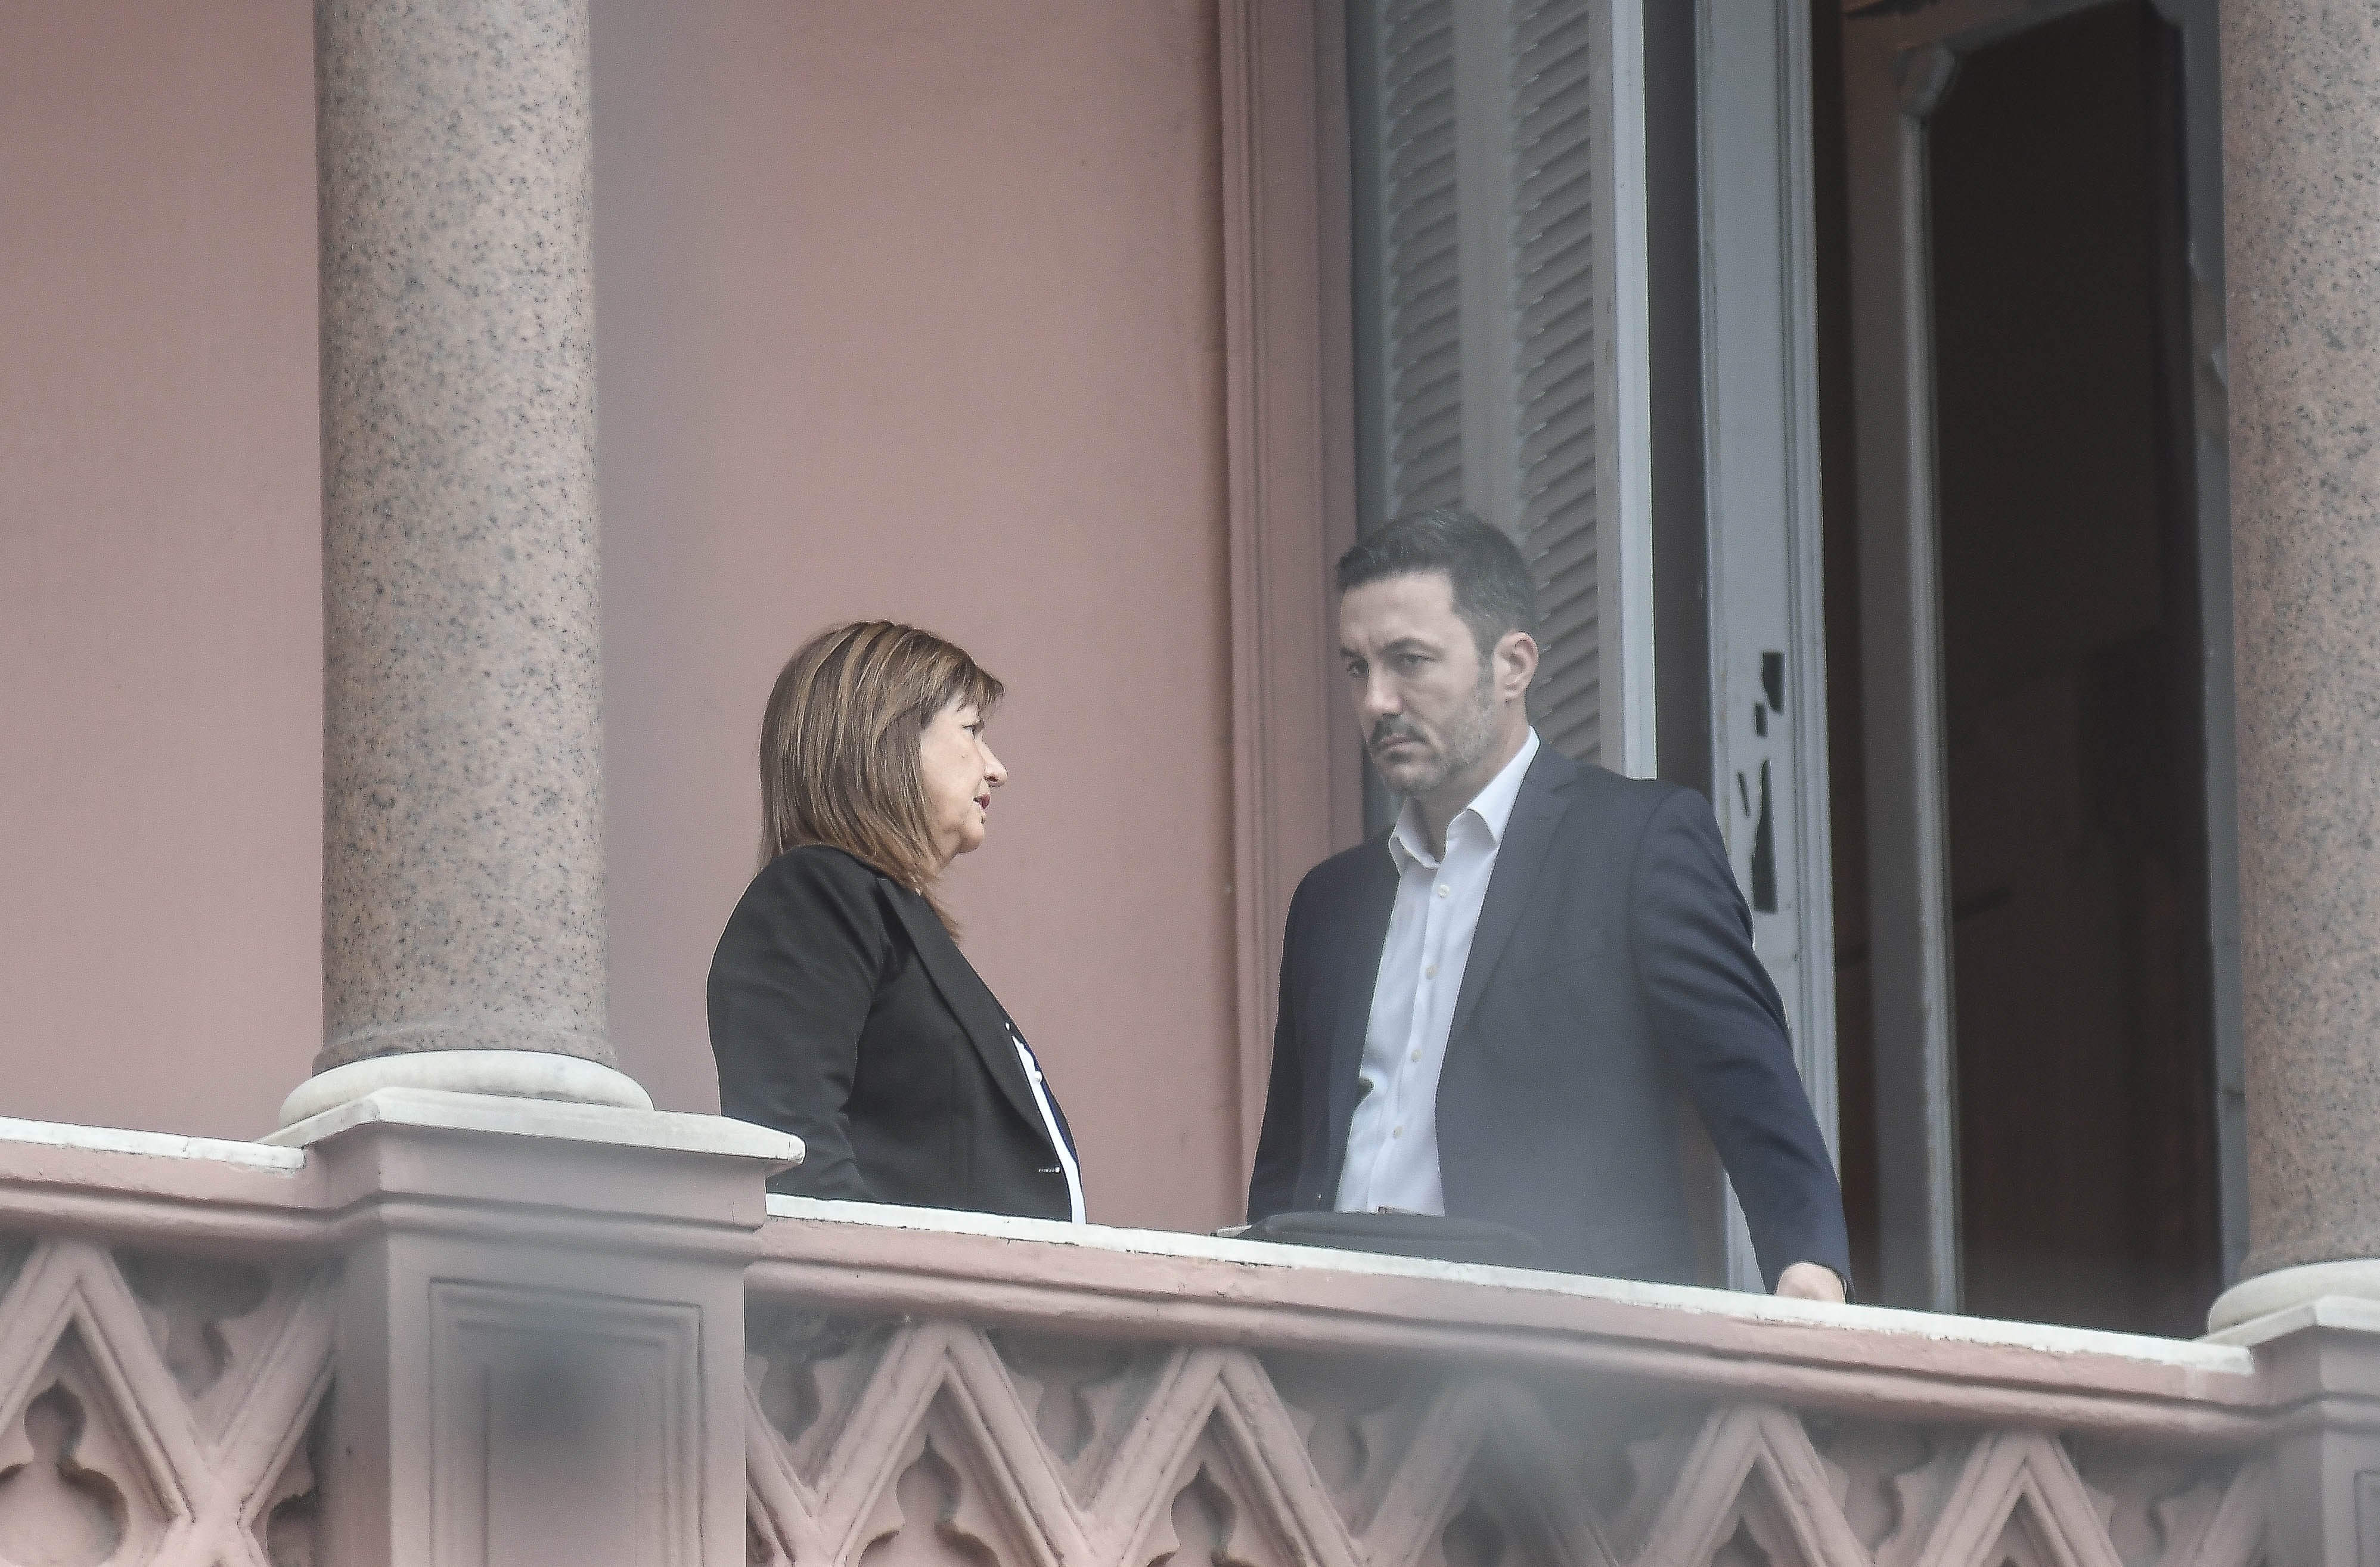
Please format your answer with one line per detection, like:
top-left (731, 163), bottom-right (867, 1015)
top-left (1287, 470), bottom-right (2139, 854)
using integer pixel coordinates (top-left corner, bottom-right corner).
top-left (1815, 0), bottom-right (2222, 1335)
top-left (1928, 2), bottom-right (2218, 1335)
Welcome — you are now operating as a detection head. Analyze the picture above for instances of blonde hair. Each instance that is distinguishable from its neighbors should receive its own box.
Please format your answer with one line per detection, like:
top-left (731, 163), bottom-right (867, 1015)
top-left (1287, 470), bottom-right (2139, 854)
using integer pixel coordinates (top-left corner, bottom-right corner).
top-left (759, 622), bottom-right (1004, 926)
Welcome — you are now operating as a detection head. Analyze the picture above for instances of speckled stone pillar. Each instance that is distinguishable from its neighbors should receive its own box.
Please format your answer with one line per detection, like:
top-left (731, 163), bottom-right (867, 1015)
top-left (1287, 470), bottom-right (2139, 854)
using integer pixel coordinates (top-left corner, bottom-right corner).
top-left (2208, 0), bottom-right (2380, 1331)
top-left (304, 0), bottom-right (640, 1114)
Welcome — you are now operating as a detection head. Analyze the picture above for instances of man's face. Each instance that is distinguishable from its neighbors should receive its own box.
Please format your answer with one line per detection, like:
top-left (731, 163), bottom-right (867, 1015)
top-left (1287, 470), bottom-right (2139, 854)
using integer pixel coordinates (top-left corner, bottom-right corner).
top-left (1339, 571), bottom-right (1503, 799)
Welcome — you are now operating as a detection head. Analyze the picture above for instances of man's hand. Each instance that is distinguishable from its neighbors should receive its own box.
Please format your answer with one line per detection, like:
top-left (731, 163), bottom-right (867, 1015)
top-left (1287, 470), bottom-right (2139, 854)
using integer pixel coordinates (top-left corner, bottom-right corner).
top-left (1774, 1261), bottom-right (1846, 1304)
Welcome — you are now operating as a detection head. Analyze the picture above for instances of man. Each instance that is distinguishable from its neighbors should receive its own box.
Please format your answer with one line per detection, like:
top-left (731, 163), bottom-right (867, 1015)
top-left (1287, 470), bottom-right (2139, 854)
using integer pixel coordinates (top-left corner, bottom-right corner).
top-left (1248, 510), bottom-right (1850, 1299)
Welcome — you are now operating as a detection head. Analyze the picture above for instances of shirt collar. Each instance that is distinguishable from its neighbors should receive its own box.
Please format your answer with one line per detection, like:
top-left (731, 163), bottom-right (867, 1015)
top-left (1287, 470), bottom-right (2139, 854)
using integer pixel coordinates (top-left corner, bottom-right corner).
top-left (1387, 728), bottom-right (1541, 870)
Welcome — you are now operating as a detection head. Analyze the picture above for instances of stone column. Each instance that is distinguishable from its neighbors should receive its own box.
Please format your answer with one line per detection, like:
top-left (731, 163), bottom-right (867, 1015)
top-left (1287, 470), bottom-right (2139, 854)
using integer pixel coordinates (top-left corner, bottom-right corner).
top-left (2199, 6), bottom-right (2380, 1534)
top-left (288, 0), bottom-right (645, 1123)
top-left (2207, 18), bottom-right (2380, 1565)
top-left (2208, 0), bottom-right (2380, 1327)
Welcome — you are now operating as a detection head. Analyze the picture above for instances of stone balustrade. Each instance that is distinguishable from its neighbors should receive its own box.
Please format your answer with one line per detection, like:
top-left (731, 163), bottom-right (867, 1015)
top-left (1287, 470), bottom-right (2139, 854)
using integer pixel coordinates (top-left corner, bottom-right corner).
top-left (742, 1203), bottom-right (2277, 1567)
top-left (0, 1125), bottom-right (327, 1566)
top-left (0, 1102), bottom-right (2348, 1567)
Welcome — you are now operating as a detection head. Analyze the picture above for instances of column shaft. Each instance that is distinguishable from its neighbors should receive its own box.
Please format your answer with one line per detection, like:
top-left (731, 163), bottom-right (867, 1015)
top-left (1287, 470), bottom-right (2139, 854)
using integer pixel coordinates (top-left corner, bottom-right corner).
top-left (2223, 0), bottom-right (2380, 1281)
top-left (316, 0), bottom-right (610, 1073)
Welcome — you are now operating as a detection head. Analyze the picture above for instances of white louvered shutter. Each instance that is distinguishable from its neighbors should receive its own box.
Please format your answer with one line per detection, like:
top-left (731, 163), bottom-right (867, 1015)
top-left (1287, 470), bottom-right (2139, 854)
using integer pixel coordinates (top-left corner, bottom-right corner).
top-left (1354, 0), bottom-right (1653, 774)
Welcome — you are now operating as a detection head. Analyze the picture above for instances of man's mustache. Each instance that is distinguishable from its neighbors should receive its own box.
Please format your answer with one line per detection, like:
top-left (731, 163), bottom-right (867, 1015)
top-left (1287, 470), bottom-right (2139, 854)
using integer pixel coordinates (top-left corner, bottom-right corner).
top-left (1368, 719), bottom-right (1428, 754)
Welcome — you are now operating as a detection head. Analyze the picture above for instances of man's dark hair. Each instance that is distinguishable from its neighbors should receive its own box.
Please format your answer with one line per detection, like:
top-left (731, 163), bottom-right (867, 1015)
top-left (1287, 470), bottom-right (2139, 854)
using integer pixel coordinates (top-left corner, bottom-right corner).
top-left (1336, 508), bottom-right (1539, 654)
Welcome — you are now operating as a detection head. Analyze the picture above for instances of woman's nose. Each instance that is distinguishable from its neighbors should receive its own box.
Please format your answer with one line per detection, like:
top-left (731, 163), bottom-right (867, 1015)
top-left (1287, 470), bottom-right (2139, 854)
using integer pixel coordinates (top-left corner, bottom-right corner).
top-left (981, 743), bottom-right (1007, 786)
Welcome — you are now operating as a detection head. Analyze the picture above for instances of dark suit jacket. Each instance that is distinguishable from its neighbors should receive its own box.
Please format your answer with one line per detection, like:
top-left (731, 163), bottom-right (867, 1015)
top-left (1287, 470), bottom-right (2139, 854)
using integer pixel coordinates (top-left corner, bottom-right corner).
top-left (709, 843), bottom-right (1079, 1220)
top-left (1248, 744), bottom-right (1851, 1288)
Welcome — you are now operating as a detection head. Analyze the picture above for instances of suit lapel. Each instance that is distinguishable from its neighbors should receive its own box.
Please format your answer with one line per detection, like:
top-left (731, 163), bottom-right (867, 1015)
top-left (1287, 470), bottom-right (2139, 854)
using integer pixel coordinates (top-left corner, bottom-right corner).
top-left (1324, 845), bottom-right (1398, 1178)
top-left (885, 890), bottom-right (1049, 1138)
top-left (1447, 746), bottom-right (1580, 1048)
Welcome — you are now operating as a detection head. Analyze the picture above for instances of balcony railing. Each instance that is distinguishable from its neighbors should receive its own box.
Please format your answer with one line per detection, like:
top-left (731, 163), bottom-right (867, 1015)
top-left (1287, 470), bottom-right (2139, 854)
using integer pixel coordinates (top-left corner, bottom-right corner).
top-left (0, 1099), bottom-right (2324, 1567)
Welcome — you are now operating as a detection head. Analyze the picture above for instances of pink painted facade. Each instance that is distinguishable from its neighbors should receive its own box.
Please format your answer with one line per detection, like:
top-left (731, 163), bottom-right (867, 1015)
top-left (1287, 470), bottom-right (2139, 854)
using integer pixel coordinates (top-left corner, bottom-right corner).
top-left (0, 0), bottom-right (1333, 1233)
top-left (0, 0), bottom-right (323, 1130)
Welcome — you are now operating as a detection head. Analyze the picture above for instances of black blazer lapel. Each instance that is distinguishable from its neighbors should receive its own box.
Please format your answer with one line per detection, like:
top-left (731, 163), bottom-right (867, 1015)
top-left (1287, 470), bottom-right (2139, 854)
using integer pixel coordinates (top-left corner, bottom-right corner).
top-left (1447, 745), bottom-right (1581, 1048)
top-left (1323, 845), bottom-right (1398, 1183)
top-left (885, 892), bottom-right (1049, 1139)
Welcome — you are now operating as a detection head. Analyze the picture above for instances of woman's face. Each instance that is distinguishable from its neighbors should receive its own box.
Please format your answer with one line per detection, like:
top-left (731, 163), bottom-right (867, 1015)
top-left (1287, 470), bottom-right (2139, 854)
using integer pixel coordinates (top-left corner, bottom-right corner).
top-left (919, 699), bottom-right (1006, 870)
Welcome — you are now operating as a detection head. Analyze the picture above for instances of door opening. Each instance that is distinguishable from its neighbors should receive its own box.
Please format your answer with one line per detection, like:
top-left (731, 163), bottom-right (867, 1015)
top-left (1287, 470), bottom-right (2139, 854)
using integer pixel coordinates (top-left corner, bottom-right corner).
top-left (1822, 0), bottom-right (2227, 1333)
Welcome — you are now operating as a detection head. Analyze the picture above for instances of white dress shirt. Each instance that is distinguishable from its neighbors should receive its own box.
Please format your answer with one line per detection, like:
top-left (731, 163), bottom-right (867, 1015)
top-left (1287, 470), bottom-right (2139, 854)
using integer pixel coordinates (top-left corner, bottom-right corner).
top-left (1012, 1028), bottom-right (1087, 1224)
top-left (1336, 728), bottom-right (1541, 1215)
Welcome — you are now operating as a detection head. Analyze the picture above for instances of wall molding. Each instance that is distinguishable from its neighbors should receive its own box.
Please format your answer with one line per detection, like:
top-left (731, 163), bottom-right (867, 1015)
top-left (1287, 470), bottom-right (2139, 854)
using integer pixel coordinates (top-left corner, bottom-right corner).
top-left (1218, 0), bottom-right (1364, 1188)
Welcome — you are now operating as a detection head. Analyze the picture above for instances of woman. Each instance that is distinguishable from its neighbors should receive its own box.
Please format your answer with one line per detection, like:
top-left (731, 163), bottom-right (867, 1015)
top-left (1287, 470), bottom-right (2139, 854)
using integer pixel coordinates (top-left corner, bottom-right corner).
top-left (708, 621), bottom-right (1084, 1221)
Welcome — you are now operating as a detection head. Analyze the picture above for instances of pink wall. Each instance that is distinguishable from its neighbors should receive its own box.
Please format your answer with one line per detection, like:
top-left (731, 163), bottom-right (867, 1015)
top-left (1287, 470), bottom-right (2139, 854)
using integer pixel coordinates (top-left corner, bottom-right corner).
top-left (592, 1), bottom-right (1247, 1229)
top-left (0, 1), bottom-right (1255, 1231)
top-left (0, 2), bottom-right (321, 1135)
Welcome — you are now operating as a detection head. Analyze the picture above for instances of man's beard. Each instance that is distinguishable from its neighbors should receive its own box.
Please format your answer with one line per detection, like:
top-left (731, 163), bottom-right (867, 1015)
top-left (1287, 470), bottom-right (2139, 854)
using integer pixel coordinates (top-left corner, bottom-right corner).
top-left (1367, 666), bottom-right (1501, 799)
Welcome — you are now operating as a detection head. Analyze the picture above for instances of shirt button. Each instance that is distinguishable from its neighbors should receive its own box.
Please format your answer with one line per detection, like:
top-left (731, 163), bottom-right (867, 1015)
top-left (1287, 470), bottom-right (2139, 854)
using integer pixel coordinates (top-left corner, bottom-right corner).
top-left (1425, 964), bottom-right (1437, 979)
top-left (1436, 885), bottom-right (1450, 899)
top-left (1410, 1049), bottom-right (1423, 1063)
top-left (1392, 1125), bottom-right (1405, 1138)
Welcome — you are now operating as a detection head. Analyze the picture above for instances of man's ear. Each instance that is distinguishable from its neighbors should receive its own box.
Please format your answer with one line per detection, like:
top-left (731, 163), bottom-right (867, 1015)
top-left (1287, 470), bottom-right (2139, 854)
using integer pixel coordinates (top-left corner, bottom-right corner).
top-left (1495, 630), bottom-right (1540, 697)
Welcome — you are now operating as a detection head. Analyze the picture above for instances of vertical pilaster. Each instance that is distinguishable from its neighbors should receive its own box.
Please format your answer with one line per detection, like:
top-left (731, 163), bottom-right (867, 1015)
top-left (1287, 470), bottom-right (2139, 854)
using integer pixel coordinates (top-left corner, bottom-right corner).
top-left (290, 1096), bottom-right (796, 1567)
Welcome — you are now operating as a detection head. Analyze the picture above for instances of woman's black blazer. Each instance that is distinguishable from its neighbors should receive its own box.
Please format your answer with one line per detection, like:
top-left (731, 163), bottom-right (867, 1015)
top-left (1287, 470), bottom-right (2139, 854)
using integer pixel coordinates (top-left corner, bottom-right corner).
top-left (708, 843), bottom-right (1079, 1220)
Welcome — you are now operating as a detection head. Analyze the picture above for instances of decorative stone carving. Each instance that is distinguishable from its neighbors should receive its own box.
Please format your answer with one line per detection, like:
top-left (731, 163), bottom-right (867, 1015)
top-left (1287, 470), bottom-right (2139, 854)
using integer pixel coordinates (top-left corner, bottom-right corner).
top-left (1153, 1453), bottom-right (1311, 1567)
top-left (1612, 1404), bottom-right (1862, 1567)
top-left (748, 1305), bottom-right (898, 1482)
top-left (255, 1393), bottom-right (327, 1567)
top-left (0, 1377), bottom-right (129, 1565)
top-left (2069, 1442), bottom-right (2269, 1567)
top-left (1348, 1378), bottom-right (1612, 1567)
top-left (740, 1309), bottom-right (2272, 1567)
top-left (116, 1252), bottom-right (271, 1407)
top-left (0, 1239), bottom-right (334, 1566)
top-left (1808, 1420), bottom-right (1938, 1554)
top-left (993, 1331), bottom-right (1150, 1490)
top-left (747, 1320), bottom-right (1092, 1567)
top-left (859, 1433), bottom-right (1013, 1567)
top-left (1258, 1351), bottom-right (1413, 1512)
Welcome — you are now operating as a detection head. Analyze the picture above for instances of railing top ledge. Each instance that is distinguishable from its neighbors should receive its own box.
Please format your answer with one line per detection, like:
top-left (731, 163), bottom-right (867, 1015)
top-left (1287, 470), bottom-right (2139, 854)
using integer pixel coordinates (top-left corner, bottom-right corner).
top-left (0, 1114), bottom-right (305, 1175)
top-left (0, 1094), bottom-right (799, 1254)
top-left (0, 1112), bottom-right (316, 1255)
top-left (754, 1196), bottom-right (2270, 1444)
